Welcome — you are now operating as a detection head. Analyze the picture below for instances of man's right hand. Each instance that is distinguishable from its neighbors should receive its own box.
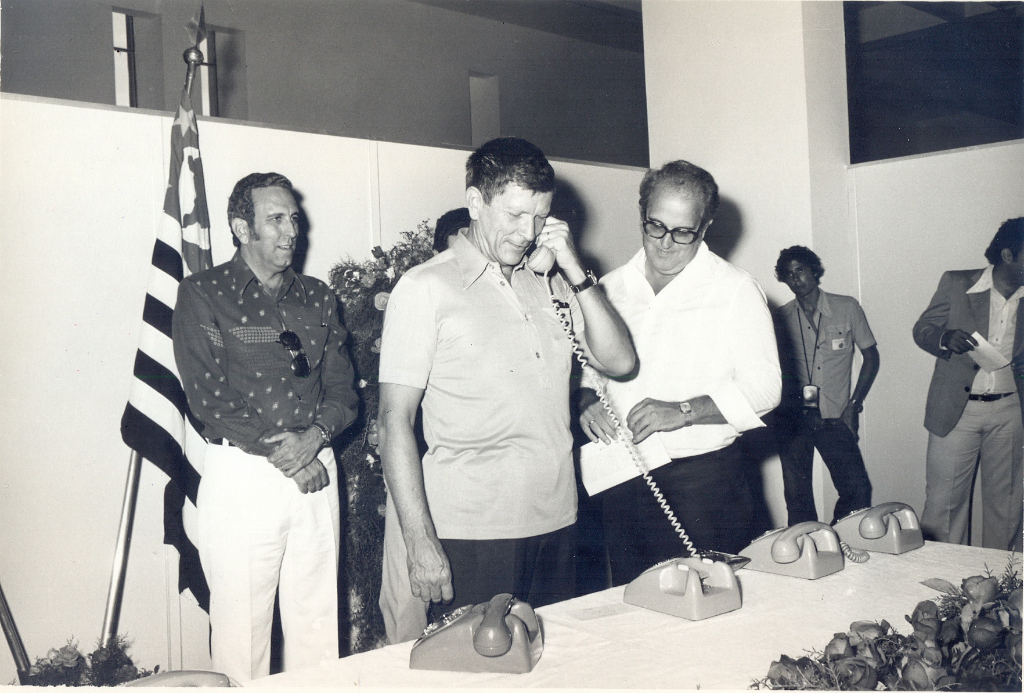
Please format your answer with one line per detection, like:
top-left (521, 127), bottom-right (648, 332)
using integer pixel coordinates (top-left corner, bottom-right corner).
top-left (942, 329), bottom-right (978, 354)
top-left (292, 459), bottom-right (329, 494)
top-left (406, 537), bottom-right (454, 604)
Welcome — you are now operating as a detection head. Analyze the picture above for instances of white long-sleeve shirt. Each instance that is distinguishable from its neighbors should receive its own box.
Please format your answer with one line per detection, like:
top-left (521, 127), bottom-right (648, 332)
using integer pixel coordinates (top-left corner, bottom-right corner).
top-left (595, 244), bottom-right (781, 459)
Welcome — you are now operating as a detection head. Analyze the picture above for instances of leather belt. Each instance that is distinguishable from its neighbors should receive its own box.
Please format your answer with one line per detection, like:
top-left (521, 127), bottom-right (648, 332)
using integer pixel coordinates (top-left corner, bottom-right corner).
top-left (968, 392), bottom-right (1014, 402)
top-left (205, 438), bottom-right (236, 447)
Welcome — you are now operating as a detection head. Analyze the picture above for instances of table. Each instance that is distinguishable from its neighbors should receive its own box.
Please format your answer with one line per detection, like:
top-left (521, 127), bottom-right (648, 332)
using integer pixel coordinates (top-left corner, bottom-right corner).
top-left (251, 542), bottom-right (1017, 689)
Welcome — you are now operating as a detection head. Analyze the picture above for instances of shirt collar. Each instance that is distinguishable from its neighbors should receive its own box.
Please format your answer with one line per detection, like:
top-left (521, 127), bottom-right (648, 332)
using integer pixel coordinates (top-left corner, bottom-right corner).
top-left (228, 251), bottom-right (306, 303)
top-left (816, 290), bottom-right (833, 317)
top-left (450, 231), bottom-right (517, 289)
top-left (967, 265), bottom-right (993, 294)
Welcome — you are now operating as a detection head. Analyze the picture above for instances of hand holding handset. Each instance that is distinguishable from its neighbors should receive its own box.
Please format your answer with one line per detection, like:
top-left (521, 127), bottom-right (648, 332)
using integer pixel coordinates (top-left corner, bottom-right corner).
top-left (833, 502), bottom-right (924, 554)
top-left (739, 522), bottom-right (845, 579)
top-left (409, 594), bottom-right (543, 673)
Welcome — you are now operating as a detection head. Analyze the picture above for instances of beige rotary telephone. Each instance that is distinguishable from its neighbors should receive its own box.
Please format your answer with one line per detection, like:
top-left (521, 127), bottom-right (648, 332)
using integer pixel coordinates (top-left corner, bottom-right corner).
top-left (833, 502), bottom-right (924, 554)
top-left (739, 521), bottom-right (846, 579)
top-left (410, 594), bottom-right (543, 674)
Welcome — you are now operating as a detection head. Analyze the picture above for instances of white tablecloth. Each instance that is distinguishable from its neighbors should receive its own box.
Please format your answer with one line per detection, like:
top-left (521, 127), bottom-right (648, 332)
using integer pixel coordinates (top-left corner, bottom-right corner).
top-left (250, 542), bottom-right (1017, 689)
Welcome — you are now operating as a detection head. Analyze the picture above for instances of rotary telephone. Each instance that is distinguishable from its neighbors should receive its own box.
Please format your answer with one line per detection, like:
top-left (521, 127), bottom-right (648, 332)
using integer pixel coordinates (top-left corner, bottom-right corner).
top-left (832, 502), bottom-right (924, 554)
top-left (409, 593), bottom-right (543, 673)
top-left (533, 253), bottom-right (744, 620)
top-left (739, 521), bottom-right (845, 579)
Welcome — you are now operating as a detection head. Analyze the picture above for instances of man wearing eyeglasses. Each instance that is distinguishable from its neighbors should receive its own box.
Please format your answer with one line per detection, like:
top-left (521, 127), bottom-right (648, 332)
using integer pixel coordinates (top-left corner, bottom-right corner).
top-left (578, 160), bottom-right (781, 586)
top-left (172, 172), bottom-right (359, 682)
top-left (377, 137), bottom-right (634, 643)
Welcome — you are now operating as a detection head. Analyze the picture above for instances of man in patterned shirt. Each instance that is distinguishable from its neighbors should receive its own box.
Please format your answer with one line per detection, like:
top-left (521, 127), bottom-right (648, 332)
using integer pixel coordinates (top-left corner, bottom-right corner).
top-left (173, 172), bottom-right (358, 682)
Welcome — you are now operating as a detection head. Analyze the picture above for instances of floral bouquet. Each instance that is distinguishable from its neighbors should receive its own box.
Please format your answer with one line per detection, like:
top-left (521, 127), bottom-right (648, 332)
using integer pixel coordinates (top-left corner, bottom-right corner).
top-left (22, 636), bottom-right (153, 686)
top-left (328, 222), bottom-right (435, 653)
top-left (754, 559), bottom-right (1022, 690)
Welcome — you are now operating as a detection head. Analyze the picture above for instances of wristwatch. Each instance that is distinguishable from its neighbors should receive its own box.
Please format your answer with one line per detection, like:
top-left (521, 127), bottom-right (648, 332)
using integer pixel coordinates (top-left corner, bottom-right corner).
top-left (678, 401), bottom-right (694, 427)
top-left (849, 399), bottom-right (864, 414)
top-left (570, 270), bottom-right (598, 294)
top-left (310, 422), bottom-right (331, 446)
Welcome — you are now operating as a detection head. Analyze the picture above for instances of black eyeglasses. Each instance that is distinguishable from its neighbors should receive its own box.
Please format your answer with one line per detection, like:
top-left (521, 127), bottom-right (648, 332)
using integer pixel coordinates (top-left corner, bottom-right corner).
top-left (641, 215), bottom-right (702, 245)
top-left (278, 330), bottom-right (311, 378)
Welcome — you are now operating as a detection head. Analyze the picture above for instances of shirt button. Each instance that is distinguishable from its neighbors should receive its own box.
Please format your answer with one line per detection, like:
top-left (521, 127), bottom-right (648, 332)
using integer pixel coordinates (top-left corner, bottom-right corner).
top-left (535, 352), bottom-right (541, 359)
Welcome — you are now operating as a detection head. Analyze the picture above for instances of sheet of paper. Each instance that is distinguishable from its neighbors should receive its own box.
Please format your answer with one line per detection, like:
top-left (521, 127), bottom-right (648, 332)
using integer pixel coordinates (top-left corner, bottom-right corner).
top-left (579, 434), bottom-right (672, 496)
top-left (969, 331), bottom-right (1011, 372)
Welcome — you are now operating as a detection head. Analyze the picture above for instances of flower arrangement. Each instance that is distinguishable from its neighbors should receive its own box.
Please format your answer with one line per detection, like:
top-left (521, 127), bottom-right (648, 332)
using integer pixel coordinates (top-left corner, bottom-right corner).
top-left (22, 636), bottom-right (153, 686)
top-left (328, 222), bottom-right (435, 654)
top-left (753, 559), bottom-right (1022, 690)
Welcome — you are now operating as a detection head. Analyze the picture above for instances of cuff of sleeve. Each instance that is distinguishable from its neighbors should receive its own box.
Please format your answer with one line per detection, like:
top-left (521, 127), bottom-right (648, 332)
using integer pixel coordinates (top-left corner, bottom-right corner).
top-left (707, 382), bottom-right (765, 433)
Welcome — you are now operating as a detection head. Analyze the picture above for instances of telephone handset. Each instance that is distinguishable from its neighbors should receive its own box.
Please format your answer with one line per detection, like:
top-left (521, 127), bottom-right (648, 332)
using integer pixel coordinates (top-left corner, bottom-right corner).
top-left (526, 244), bottom-right (556, 274)
top-left (833, 502), bottom-right (924, 554)
top-left (409, 594), bottom-right (543, 673)
top-left (738, 521), bottom-right (845, 579)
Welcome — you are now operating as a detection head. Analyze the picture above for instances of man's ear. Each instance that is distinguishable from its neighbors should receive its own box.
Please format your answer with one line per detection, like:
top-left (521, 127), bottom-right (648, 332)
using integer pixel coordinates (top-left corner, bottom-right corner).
top-left (231, 217), bottom-right (250, 245)
top-left (1000, 246), bottom-right (1018, 265)
top-left (466, 187), bottom-right (483, 220)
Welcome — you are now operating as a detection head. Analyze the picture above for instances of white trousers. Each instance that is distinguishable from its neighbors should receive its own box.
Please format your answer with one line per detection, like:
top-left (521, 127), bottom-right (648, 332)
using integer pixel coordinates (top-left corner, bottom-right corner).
top-left (196, 443), bottom-right (340, 682)
top-left (378, 492), bottom-right (428, 644)
top-left (922, 396), bottom-right (1023, 552)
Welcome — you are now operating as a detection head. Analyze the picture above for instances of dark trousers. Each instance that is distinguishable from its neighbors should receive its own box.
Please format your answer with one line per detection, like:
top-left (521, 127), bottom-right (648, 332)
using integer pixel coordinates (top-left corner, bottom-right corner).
top-left (778, 409), bottom-right (872, 526)
top-left (429, 524), bottom-right (576, 622)
top-left (600, 442), bottom-right (756, 587)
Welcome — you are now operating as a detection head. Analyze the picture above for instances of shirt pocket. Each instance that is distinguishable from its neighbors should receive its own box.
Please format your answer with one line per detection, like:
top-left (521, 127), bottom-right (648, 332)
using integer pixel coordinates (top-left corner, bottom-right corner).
top-left (825, 323), bottom-right (852, 352)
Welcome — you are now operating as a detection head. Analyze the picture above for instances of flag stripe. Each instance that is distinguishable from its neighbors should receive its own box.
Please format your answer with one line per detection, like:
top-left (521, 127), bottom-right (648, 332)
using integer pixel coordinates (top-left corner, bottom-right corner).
top-left (142, 294), bottom-right (175, 341)
top-left (129, 349), bottom-right (190, 418)
top-left (121, 404), bottom-right (201, 504)
top-left (152, 238), bottom-right (185, 282)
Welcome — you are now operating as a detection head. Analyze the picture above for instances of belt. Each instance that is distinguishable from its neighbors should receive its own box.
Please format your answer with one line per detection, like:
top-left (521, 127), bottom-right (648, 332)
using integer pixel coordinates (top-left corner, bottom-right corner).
top-left (205, 438), bottom-right (236, 447)
top-left (968, 392), bottom-right (1014, 402)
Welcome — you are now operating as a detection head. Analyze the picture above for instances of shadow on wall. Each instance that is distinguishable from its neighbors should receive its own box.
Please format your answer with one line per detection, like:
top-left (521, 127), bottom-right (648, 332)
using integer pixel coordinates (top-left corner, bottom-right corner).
top-left (550, 180), bottom-right (601, 272)
top-left (290, 187), bottom-right (310, 275)
top-left (703, 197), bottom-right (742, 263)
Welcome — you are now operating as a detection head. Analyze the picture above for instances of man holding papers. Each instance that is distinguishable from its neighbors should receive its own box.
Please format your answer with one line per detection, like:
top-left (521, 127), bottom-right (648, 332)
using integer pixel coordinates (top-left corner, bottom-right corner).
top-left (577, 160), bottom-right (781, 585)
top-left (913, 217), bottom-right (1024, 552)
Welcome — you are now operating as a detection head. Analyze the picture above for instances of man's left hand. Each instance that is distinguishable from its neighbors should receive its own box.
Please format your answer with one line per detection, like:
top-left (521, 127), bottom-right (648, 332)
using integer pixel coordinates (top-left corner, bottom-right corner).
top-left (626, 398), bottom-right (687, 444)
top-left (262, 427), bottom-right (323, 477)
top-left (533, 216), bottom-right (584, 278)
top-left (840, 405), bottom-right (860, 440)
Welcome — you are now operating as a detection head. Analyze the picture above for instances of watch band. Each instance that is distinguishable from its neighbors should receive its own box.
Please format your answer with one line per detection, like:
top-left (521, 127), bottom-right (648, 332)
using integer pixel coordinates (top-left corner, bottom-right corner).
top-left (311, 421), bottom-right (331, 446)
top-left (570, 270), bottom-right (598, 294)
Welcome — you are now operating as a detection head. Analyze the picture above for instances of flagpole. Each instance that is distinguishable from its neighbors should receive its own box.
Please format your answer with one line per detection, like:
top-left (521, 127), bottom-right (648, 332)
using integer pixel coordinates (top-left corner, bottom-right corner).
top-left (101, 44), bottom-right (205, 651)
top-left (0, 579), bottom-right (31, 683)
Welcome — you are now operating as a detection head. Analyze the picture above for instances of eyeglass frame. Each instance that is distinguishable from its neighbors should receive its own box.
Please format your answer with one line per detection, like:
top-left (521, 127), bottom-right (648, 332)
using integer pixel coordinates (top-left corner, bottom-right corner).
top-left (278, 330), bottom-right (311, 378)
top-left (640, 214), bottom-right (705, 246)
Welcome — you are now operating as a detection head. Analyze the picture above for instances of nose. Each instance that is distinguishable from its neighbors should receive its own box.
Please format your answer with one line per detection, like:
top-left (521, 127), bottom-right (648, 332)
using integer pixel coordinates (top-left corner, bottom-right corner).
top-left (285, 218), bottom-right (299, 239)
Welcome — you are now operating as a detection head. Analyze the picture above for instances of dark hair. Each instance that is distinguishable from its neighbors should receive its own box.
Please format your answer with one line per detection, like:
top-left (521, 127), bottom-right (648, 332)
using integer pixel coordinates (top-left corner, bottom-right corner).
top-left (985, 217), bottom-right (1024, 266)
top-left (639, 160), bottom-right (719, 224)
top-left (433, 207), bottom-right (471, 253)
top-left (775, 245), bottom-right (825, 282)
top-left (227, 172), bottom-right (294, 247)
top-left (465, 137), bottom-right (555, 203)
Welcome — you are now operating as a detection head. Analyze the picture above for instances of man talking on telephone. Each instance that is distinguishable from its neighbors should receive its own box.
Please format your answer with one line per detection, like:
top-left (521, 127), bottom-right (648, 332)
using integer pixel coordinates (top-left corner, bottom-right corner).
top-left (377, 137), bottom-right (634, 643)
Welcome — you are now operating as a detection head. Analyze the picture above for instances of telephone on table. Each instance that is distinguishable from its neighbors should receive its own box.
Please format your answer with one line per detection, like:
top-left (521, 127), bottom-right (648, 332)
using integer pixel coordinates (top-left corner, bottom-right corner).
top-left (409, 594), bottom-right (543, 674)
top-left (739, 521), bottom-right (845, 579)
top-left (624, 555), bottom-right (742, 620)
top-left (833, 502), bottom-right (924, 554)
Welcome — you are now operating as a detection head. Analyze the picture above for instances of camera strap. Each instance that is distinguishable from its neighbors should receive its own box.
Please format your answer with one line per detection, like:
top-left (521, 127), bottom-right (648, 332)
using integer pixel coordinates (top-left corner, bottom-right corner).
top-left (797, 306), bottom-right (821, 385)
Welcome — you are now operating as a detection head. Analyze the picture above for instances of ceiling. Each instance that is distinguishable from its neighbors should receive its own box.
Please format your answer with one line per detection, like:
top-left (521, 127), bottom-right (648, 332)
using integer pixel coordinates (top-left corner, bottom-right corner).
top-left (406, 0), bottom-right (644, 53)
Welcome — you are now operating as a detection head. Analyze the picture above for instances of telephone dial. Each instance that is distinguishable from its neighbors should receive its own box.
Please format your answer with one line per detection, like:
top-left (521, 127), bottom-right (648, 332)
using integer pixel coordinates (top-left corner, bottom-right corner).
top-left (739, 521), bottom-right (845, 579)
top-left (832, 502), bottom-right (924, 554)
top-left (409, 593), bottom-right (543, 673)
top-left (624, 555), bottom-right (742, 620)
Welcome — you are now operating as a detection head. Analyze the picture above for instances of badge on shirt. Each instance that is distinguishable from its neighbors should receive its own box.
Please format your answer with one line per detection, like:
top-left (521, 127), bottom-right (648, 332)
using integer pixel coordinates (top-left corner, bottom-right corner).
top-left (832, 337), bottom-right (847, 351)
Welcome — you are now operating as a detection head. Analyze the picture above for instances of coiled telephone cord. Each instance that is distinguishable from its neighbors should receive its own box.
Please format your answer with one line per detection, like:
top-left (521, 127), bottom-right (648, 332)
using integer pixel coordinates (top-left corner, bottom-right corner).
top-left (545, 275), bottom-right (698, 559)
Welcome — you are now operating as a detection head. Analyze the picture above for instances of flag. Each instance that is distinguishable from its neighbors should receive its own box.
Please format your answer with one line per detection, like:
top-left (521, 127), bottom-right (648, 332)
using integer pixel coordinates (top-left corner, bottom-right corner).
top-left (120, 26), bottom-right (212, 610)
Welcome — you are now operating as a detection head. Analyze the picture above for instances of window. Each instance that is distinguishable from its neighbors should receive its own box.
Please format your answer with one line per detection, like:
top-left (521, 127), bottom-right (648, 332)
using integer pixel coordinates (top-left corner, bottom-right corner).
top-left (196, 32), bottom-right (219, 117)
top-left (112, 11), bottom-right (137, 107)
top-left (469, 72), bottom-right (500, 147)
